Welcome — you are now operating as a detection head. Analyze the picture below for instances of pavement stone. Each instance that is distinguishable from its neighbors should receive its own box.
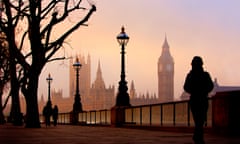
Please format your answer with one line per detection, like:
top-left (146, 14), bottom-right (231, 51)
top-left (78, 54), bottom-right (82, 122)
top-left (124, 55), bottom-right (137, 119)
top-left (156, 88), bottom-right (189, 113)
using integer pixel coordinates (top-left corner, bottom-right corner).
top-left (0, 124), bottom-right (240, 144)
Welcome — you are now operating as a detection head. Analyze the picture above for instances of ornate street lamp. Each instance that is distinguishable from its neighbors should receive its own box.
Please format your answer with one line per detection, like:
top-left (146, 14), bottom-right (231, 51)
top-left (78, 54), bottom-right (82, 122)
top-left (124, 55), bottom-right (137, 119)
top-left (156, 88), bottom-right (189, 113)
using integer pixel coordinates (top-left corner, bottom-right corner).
top-left (72, 57), bottom-right (83, 113)
top-left (44, 73), bottom-right (53, 126)
top-left (115, 26), bottom-right (131, 107)
top-left (46, 73), bottom-right (53, 103)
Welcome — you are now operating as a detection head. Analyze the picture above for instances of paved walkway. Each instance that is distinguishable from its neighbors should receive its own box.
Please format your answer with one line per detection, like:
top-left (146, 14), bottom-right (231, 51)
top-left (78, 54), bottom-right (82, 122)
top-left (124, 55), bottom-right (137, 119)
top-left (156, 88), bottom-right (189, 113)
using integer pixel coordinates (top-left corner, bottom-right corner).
top-left (0, 124), bottom-right (240, 144)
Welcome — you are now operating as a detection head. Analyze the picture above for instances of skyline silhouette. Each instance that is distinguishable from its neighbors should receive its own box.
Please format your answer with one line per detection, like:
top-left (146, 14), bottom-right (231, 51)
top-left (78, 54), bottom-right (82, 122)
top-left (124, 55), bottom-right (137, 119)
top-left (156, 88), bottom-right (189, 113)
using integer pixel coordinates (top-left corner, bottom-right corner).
top-left (38, 0), bottom-right (240, 100)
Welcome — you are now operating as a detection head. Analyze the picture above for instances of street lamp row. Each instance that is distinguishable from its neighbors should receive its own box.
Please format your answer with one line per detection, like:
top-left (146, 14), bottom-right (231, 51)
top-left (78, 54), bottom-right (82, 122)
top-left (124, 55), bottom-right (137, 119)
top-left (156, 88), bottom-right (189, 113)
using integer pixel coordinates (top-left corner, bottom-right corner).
top-left (46, 26), bottom-right (131, 124)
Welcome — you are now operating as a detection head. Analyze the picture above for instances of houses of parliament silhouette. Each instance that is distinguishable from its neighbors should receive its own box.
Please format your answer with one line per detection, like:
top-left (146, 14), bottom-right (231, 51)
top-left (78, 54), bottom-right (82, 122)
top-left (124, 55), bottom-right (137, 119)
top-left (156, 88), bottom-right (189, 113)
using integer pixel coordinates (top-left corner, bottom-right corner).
top-left (37, 36), bottom-right (175, 113)
top-left (6, 36), bottom-right (239, 114)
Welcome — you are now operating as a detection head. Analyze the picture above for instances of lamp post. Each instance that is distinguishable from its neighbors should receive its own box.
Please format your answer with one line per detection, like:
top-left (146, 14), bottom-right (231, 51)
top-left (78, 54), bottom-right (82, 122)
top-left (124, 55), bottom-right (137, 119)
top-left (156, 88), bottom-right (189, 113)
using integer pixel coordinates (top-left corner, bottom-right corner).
top-left (46, 73), bottom-right (53, 104)
top-left (44, 73), bottom-right (53, 126)
top-left (116, 26), bottom-right (131, 107)
top-left (72, 57), bottom-right (83, 113)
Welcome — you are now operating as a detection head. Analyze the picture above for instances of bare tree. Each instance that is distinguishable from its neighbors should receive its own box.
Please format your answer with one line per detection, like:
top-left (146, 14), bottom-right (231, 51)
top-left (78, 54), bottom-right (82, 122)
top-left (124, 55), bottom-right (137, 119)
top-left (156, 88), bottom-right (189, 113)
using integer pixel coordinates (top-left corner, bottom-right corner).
top-left (0, 31), bottom-right (10, 124)
top-left (0, 0), bottom-right (96, 128)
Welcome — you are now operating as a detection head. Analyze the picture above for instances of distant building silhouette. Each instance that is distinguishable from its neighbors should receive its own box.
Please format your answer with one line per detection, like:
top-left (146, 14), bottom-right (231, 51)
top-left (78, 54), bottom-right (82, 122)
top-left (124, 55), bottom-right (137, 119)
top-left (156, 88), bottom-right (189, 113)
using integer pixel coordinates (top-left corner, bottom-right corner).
top-left (51, 54), bottom-right (115, 112)
top-left (6, 37), bottom-right (240, 116)
top-left (129, 81), bottom-right (158, 106)
top-left (34, 37), bottom-right (176, 113)
top-left (4, 51), bottom-right (240, 114)
top-left (4, 54), bottom-right (115, 114)
top-left (157, 36), bottom-right (174, 102)
top-left (6, 37), bottom-right (176, 114)
top-left (88, 61), bottom-right (115, 110)
top-left (48, 53), bottom-right (160, 112)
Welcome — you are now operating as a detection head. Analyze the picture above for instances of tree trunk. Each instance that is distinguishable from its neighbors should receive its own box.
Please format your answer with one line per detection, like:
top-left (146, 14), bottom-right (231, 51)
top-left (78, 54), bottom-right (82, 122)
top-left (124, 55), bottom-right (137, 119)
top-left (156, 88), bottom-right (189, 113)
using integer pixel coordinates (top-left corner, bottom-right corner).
top-left (8, 46), bottom-right (22, 126)
top-left (24, 74), bottom-right (41, 128)
top-left (0, 88), bottom-right (6, 124)
top-left (0, 109), bottom-right (5, 124)
top-left (9, 78), bottom-right (22, 126)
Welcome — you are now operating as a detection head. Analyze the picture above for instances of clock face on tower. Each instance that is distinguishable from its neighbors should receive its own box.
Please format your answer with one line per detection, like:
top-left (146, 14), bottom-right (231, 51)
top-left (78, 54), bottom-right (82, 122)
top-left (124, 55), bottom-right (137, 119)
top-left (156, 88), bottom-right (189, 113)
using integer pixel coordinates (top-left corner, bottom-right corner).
top-left (166, 64), bottom-right (172, 71)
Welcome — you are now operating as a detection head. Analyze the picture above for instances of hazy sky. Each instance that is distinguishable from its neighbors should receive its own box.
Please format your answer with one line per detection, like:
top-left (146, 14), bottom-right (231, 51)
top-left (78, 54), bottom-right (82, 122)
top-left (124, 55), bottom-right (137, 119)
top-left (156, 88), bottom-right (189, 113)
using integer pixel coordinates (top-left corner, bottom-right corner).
top-left (38, 0), bottom-right (240, 100)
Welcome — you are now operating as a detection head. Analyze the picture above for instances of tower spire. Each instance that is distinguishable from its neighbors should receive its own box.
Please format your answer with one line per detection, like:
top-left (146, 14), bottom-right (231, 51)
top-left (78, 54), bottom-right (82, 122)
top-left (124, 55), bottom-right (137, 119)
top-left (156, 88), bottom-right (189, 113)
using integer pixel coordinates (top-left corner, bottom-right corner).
top-left (162, 34), bottom-right (169, 49)
top-left (129, 80), bottom-right (136, 99)
top-left (96, 60), bottom-right (103, 80)
top-left (93, 60), bottom-right (105, 89)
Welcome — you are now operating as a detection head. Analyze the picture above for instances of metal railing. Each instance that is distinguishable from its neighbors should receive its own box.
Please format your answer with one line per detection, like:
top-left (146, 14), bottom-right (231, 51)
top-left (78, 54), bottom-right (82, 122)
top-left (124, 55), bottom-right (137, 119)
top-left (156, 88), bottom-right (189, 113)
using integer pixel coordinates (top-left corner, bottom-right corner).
top-left (51, 98), bottom-right (212, 127)
top-left (125, 99), bottom-right (212, 127)
top-left (55, 109), bottom-right (111, 125)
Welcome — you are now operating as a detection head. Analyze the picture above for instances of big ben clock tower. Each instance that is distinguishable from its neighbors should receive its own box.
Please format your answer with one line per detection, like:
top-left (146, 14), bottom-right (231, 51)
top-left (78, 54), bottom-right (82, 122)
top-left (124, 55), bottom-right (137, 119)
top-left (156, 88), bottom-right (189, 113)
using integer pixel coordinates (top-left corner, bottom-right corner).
top-left (157, 36), bottom-right (174, 102)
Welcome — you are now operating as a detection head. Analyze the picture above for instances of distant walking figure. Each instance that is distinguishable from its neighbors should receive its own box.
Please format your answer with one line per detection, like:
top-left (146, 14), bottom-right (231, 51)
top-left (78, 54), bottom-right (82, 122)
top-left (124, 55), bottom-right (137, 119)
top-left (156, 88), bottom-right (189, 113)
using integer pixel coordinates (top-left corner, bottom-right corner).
top-left (183, 56), bottom-right (213, 144)
top-left (52, 105), bottom-right (58, 126)
top-left (43, 101), bottom-right (52, 127)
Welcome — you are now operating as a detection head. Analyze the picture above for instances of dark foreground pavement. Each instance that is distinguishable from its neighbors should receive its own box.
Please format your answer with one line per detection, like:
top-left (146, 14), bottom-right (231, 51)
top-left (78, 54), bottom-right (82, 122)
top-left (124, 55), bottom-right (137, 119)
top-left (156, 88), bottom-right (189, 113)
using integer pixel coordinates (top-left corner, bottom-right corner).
top-left (1, 124), bottom-right (240, 144)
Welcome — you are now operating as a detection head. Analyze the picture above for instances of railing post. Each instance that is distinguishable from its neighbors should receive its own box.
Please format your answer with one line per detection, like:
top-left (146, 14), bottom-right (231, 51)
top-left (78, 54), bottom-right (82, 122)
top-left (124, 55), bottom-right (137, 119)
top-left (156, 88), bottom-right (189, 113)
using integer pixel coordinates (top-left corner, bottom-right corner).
top-left (187, 102), bottom-right (190, 127)
top-left (95, 111), bottom-right (97, 124)
top-left (82, 111), bottom-right (84, 122)
top-left (150, 106), bottom-right (152, 126)
top-left (66, 113), bottom-right (67, 124)
top-left (63, 114), bottom-right (64, 124)
top-left (100, 110), bottom-right (102, 124)
top-left (59, 114), bottom-right (61, 124)
top-left (131, 107), bottom-right (134, 123)
top-left (140, 107), bottom-right (142, 125)
top-left (111, 106), bottom-right (126, 127)
top-left (212, 91), bottom-right (240, 136)
top-left (173, 103), bottom-right (176, 126)
top-left (160, 104), bottom-right (163, 126)
top-left (63, 113), bottom-right (64, 124)
top-left (90, 111), bottom-right (92, 124)
top-left (105, 110), bottom-right (107, 124)
top-left (85, 112), bottom-right (87, 124)
top-left (61, 114), bottom-right (62, 124)
top-left (63, 113), bottom-right (65, 124)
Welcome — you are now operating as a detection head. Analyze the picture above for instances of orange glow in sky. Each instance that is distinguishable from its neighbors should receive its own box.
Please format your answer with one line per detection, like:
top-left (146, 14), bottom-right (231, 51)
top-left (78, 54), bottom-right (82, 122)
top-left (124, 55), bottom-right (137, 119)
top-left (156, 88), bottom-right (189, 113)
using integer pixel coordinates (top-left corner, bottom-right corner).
top-left (39, 0), bottom-right (240, 100)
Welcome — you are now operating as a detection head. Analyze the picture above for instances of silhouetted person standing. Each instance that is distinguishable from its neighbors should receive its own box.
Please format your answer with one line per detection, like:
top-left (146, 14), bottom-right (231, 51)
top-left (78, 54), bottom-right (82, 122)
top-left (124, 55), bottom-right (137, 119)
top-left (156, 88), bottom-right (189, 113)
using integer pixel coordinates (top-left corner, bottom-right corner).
top-left (184, 56), bottom-right (213, 144)
top-left (52, 105), bottom-right (58, 126)
top-left (43, 101), bottom-right (52, 127)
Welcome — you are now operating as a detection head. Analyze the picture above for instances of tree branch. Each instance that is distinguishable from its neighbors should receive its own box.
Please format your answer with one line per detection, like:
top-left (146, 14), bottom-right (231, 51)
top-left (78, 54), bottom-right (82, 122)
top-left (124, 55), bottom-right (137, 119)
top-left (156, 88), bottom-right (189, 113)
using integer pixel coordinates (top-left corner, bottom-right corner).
top-left (41, 0), bottom-right (58, 19)
top-left (2, 89), bottom-right (10, 110)
top-left (47, 56), bottom-right (66, 63)
top-left (18, 31), bottom-right (28, 51)
top-left (40, 0), bottom-right (85, 38)
top-left (45, 4), bottom-right (96, 56)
